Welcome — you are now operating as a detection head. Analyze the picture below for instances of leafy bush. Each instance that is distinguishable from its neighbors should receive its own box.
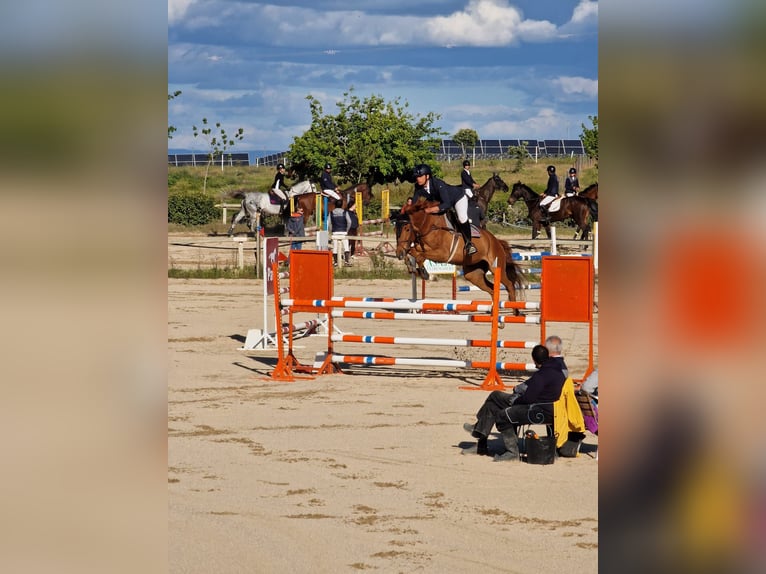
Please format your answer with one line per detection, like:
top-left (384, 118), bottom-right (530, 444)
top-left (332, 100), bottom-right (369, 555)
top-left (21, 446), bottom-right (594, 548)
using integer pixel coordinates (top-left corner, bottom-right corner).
top-left (168, 192), bottom-right (218, 226)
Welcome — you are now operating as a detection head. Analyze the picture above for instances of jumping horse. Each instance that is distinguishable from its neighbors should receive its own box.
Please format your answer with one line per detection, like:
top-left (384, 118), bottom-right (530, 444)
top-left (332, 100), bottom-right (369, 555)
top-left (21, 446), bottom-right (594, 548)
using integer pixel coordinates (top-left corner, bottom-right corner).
top-left (508, 181), bottom-right (597, 240)
top-left (396, 199), bottom-right (525, 306)
top-left (471, 173), bottom-right (509, 228)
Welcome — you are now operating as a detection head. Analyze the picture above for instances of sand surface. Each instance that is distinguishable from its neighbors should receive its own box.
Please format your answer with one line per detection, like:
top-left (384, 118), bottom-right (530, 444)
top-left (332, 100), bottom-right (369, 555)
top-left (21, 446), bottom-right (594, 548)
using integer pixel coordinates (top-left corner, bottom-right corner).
top-left (168, 234), bottom-right (598, 573)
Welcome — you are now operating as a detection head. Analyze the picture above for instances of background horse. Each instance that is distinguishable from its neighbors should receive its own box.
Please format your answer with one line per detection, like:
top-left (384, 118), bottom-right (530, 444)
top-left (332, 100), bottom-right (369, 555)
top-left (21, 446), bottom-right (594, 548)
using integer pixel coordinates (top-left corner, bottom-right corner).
top-left (508, 182), bottom-right (597, 240)
top-left (226, 181), bottom-right (316, 235)
top-left (578, 182), bottom-right (598, 201)
top-left (293, 182), bottom-right (374, 228)
top-left (472, 173), bottom-right (509, 228)
top-left (396, 200), bottom-right (524, 304)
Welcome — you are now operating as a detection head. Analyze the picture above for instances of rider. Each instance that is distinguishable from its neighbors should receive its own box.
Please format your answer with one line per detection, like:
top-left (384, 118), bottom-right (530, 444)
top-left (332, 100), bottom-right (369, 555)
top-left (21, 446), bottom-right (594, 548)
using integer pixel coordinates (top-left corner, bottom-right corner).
top-left (320, 162), bottom-right (341, 201)
top-left (270, 163), bottom-right (290, 211)
top-left (412, 163), bottom-right (477, 256)
top-left (564, 167), bottom-right (580, 197)
top-left (539, 165), bottom-right (559, 223)
top-left (461, 159), bottom-right (480, 198)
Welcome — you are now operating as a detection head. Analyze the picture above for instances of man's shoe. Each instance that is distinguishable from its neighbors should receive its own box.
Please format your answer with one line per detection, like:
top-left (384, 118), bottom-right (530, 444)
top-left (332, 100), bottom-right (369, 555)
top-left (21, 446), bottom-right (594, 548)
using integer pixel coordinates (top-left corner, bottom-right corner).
top-left (461, 437), bottom-right (489, 456)
top-left (463, 422), bottom-right (485, 439)
top-left (465, 242), bottom-right (478, 256)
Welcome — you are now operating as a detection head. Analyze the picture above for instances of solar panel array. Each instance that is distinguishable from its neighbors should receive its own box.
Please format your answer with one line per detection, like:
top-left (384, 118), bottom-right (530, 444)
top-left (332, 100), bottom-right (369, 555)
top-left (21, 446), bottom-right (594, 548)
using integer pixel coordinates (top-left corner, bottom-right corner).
top-left (168, 139), bottom-right (588, 167)
top-left (167, 152), bottom-right (250, 167)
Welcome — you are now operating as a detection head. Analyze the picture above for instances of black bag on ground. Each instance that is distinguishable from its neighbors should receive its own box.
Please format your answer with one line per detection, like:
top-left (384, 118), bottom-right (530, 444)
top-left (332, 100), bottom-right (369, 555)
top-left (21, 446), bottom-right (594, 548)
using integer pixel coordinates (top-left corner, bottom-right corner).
top-left (525, 435), bottom-right (557, 465)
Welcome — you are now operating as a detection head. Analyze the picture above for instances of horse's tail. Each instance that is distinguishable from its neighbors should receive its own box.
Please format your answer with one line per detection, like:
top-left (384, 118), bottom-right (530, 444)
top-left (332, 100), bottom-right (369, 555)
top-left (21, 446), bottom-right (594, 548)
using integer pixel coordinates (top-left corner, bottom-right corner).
top-left (500, 240), bottom-right (526, 291)
top-left (226, 189), bottom-right (247, 200)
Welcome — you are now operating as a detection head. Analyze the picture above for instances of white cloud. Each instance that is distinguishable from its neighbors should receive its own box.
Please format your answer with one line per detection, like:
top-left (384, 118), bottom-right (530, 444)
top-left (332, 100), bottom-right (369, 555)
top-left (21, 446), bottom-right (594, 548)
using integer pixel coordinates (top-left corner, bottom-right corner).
top-left (168, 0), bottom-right (196, 25)
top-left (428, 0), bottom-right (557, 46)
top-left (554, 76), bottom-right (598, 98)
top-left (570, 0), bottom-right (598, 26)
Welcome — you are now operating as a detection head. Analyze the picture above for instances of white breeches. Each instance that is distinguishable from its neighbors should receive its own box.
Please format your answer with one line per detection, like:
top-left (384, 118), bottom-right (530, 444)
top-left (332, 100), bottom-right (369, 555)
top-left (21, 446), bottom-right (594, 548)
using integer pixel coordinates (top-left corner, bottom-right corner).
top-left (331, 232), bottom-right (349, 253)
top-left (323, 189), bottom-right (340, 201)
top-left (272, 188), bottom-right (287, 201)
top-left (540, 195), bottom-right (556, 208)
top-left (454, 195), bottom-right (469, 223)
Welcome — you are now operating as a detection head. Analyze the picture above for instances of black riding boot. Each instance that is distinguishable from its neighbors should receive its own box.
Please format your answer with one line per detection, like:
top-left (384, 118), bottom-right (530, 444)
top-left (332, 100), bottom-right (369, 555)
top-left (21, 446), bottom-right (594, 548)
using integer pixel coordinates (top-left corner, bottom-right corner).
top-left (461, 221), bottom-right (477, 255)
top-left (493, 428), bottom-right (520, 462)
top-left (539, 204), bottom-right (550, 224)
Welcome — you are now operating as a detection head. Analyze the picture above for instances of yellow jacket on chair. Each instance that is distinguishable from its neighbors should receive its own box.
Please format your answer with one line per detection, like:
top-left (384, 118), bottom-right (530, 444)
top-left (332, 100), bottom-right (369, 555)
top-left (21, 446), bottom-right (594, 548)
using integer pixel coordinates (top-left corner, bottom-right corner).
top-left (554, 377), bottom-right (586, 448)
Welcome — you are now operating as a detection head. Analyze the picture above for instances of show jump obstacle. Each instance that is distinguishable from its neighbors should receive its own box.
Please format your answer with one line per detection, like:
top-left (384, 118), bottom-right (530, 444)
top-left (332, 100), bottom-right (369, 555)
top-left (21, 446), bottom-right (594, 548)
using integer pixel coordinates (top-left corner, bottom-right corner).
top-left (266, 249), bottom-right (594, 388)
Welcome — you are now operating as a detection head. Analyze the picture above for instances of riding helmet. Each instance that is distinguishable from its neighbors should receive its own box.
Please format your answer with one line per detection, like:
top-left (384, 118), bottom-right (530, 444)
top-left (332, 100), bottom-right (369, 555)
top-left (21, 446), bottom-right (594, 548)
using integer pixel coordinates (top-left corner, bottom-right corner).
top-left (277, 163), bottom-right (285, 170)
top-left (412, 164), bottom-right (432, 177)
top-left (463, 160), bottom-right (470, 167)
top-left (569, 167), bottom-right (577, 174)
top-left (324, 162), bottom-right (332, 170)
top-left (547, 165), bottom-right (556, 174)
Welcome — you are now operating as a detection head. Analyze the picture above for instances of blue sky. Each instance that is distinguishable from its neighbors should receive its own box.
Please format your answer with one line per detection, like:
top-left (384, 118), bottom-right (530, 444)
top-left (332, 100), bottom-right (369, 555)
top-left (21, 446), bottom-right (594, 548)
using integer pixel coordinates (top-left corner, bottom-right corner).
top-left (168, 0), bottom-right (598, 154)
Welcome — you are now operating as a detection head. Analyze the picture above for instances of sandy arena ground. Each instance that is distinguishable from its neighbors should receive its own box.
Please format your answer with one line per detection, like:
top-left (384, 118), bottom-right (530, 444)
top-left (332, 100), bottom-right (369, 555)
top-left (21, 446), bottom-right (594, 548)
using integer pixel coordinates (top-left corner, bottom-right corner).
top-left (168, 232), bottom-right (598, 573)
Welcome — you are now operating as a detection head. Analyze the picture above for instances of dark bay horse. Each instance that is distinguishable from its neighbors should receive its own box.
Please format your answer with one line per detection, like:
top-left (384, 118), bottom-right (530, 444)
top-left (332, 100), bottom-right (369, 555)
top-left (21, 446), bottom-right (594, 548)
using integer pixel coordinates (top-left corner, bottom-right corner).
top-left (396, 200), bottom-right (524, 304)
top-left (508, 182), bottom-right (597, 240)
top-left (578, 183), bottom-right (598, 201)
top-left (472, 173), bottom-right (509, 228)
top-left (292, 182), bottom-right (373, 227)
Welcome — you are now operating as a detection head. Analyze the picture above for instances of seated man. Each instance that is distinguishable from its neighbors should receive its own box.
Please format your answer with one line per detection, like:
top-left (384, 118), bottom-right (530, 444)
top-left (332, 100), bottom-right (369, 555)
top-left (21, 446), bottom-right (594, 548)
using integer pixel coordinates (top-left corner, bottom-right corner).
top-left (463, 345), bottom-right (566, 461)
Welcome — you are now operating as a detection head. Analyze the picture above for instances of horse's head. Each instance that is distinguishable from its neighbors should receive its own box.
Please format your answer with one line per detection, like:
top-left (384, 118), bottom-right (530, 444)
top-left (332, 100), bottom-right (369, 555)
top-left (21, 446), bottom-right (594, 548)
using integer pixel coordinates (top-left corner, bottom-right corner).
top-left (508, 182), bottom-right (525, 205)
top-left (492, 173), bottom-right (509, 193)
top-left (394, 221), bottom-right (414, 260)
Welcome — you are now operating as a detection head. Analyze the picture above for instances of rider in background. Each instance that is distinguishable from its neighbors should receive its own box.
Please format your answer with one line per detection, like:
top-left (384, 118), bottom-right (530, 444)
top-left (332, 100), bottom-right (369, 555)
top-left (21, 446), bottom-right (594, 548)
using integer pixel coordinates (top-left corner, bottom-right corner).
top-left (564, 167), bottom-right (580, 197)
top-left (412, 163), bottom-right (477, 256)
top-left (328, 198), bottom-right (353, 266)
top-left (461, 159), bottom-right (480, 198)
top-left (539, 165), bottom-right (559, 223)
top-left (270, 163), bottom-right (291, 211)
top-left (320, 162), bottom-right (341, 201)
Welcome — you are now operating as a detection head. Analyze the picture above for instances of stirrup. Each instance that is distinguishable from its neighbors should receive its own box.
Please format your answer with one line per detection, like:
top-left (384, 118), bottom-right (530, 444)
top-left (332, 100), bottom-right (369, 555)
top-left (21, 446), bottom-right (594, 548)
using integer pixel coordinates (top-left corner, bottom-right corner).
top-left (465, 242), bottom-right (478, 255)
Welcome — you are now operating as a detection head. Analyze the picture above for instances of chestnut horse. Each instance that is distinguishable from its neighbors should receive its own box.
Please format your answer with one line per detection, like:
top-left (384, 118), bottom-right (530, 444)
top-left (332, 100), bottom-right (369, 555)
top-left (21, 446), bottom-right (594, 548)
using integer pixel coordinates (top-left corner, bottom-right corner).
top-left (508, 182), bottom-right (597, 240)
top-left (291, 182), bottom-right (373, 227)
top-left (472, 173), bottom-right (509, 229)
top-left (396, 200), bottom-right (524, 303)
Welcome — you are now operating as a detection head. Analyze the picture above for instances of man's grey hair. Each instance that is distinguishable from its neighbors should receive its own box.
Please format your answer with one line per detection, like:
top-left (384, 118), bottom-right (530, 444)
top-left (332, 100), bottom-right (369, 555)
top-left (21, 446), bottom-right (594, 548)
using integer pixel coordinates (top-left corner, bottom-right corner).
top-left (544, 335), bottom-right (563, 355)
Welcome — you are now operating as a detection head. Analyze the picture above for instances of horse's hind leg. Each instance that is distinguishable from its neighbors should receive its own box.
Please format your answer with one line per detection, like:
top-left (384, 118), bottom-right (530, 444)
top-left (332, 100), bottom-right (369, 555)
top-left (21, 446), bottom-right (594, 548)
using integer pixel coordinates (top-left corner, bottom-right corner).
top-left (463, 268), bottom-right (493, 298)
top-left (228, 208), bottom-right (247, 236)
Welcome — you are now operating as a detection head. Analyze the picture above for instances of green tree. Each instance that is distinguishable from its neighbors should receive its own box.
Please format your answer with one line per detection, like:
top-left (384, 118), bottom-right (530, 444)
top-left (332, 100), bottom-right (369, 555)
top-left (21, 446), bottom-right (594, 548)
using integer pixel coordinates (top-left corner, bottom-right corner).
top-left (288, 88), bottom-right (446, 186)
top-left (580, 115), bottom-right (598, 162)
top-left (452, 128), bottom-right (479, 158)
top-left (192, 118), bottom-right (244, 193)
top-left (168, 90), bottom-right (182, 139)
top-left (506, 141), bottom-right (528, 173)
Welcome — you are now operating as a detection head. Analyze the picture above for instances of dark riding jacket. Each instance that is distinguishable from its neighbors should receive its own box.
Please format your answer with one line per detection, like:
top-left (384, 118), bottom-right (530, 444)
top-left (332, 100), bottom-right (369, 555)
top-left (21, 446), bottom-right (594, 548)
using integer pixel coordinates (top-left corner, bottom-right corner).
top-left (544, 173), bottom-right (559, 197)
top-left (320, 170), bottom-right (336, 191)
top-left (413, 177), bottom-right (466, 213)
top-left (461, 168), bottom-right (476, 190)
top-left (272, 171), bottom-right (288, 192)
top-left (564, 175), bottom-right (580, 196)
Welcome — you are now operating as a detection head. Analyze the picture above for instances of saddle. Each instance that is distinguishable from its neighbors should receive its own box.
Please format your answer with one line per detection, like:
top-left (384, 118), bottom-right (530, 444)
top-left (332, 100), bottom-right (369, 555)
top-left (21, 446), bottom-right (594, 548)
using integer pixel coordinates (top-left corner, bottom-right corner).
top-left (445, 211), bottom-right (481, 237)
top-left (546, 197), bottom-right (564, 213)
top-left (267, 191), bottom-right (283, 205)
